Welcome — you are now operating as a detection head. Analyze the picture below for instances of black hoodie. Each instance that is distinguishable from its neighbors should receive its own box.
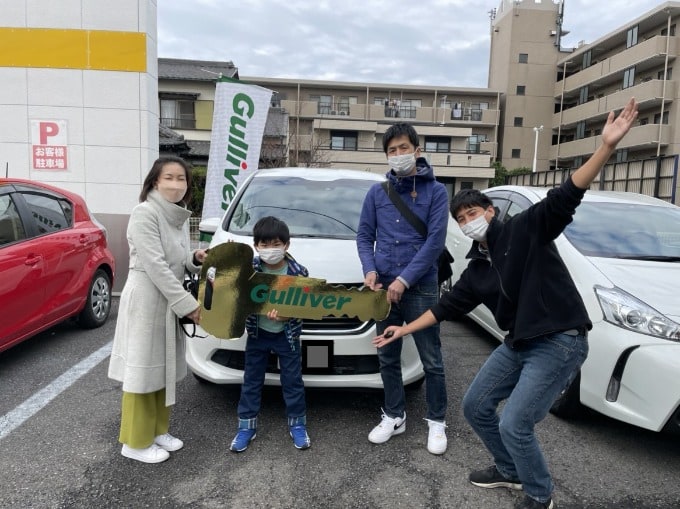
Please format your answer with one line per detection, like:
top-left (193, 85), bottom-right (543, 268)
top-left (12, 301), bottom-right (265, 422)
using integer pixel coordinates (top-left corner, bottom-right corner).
top-left (431, 177), bottom-right (591, 348)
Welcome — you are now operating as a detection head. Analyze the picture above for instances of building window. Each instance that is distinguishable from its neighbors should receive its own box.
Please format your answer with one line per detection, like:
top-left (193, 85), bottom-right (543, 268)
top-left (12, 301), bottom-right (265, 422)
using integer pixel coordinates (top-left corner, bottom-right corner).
top-left (424, 137), bottom-right (450, 153)
top-left (337, 96), bottom-right (357, 115)
top-left (578, 86), bottom-right (589, 105)
top-left (616, 149), bottom-right (628, 163)
top-left (653, 111), bottom-right (670, 124)
top-left (160, 98), bottom-right (196, 129)
top-left (511, 149), bottom-right (521, 158)
top-left (310, 95), bottom-right (332, 114)
top-left (460, 182), bottom-right (473, 190)
top-left (661, 24), bottom-right (676, 36)
top-left (513, 117), bottom-right (523, 127)
top-left (516, 85), bottom-right (525, 96)
top-left (626, 25), bottom-right (638, 48)
top-left (330, 131), bottom-right (357, 150)
top-left (519, 53), bottom-right (528, 64)
top-left (575, 121), bottom-right (586, 140)
top-left (398, 99), bottom-right (421, 119)
top-left (622, 67), bottom-right (636, 89)
top-left (467, 134), bottom-right (487, 154)
top-left (581, 50), bottom-right (592, 70)
top-left (573, 156), bottom-right (583, 169)
top-left (658, 68), bottom-right (672, 80)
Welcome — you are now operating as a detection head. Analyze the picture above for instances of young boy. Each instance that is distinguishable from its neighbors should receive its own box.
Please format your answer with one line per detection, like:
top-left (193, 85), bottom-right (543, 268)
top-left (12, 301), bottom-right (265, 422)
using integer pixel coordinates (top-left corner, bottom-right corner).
top-left (230, 216), bottom-right (311, 452)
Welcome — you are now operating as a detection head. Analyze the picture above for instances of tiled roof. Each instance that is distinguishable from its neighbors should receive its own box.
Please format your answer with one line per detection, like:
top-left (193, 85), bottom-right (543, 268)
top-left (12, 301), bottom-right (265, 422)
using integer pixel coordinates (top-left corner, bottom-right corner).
top-left (187, 140), bottom-right (211, 157)
top-left (158, 57), bottom-right (239, 81)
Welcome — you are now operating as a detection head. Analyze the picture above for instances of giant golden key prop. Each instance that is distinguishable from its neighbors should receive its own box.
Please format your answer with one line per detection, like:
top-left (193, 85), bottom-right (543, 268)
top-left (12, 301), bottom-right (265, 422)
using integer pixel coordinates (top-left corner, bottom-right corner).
top-left (197, 242), bottom-right (390, 340)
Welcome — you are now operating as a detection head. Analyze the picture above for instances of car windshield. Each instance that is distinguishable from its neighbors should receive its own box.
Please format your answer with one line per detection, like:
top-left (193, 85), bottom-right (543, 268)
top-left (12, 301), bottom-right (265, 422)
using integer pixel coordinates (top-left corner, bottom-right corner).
top-left (226, 175), bottom-right (377, 239)
top-left (564, 202), bottom-right (680, 260)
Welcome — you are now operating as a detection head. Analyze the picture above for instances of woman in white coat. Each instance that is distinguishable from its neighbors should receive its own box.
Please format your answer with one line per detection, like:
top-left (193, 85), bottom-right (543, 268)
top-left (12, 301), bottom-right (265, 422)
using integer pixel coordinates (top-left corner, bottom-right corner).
top-left (109, 156), bottom-right (207, 463)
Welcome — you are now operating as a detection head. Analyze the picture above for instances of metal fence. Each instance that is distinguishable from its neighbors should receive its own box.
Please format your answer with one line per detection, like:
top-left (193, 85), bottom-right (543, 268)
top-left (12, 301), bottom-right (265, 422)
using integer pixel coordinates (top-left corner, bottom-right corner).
top-left (506, 155), bottom-right (678, 204)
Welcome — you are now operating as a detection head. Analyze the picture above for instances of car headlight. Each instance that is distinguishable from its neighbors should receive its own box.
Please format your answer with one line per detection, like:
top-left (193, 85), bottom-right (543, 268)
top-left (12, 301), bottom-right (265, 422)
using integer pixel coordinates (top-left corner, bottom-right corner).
top-left (594, 285), bottom-right (680, 342)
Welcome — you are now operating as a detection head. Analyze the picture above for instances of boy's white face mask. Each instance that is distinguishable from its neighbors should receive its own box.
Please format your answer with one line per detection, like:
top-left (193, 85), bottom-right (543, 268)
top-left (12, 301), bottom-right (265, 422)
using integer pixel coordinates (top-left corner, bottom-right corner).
top-left (460, 214), bottom-right (490, 242)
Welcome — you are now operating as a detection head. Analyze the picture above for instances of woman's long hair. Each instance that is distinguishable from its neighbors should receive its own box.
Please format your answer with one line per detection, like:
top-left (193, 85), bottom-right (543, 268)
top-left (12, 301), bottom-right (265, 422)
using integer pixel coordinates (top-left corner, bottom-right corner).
top-left (139, 156), bottom-right (193, 204)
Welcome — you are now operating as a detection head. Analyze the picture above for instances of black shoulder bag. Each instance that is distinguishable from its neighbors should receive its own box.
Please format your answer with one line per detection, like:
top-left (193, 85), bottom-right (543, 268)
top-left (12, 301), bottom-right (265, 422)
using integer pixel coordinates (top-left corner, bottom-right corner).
top-left (381, 181), bottom-right (454, 285)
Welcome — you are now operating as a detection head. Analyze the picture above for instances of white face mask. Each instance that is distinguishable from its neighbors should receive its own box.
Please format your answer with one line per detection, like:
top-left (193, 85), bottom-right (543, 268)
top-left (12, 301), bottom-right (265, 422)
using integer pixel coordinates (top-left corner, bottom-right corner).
top-left (388, 153), bottom-right (416, 176)
top-left (461, 214), bottom-right (490, 242)
top-left (258, 247), bottom-right (285, 265)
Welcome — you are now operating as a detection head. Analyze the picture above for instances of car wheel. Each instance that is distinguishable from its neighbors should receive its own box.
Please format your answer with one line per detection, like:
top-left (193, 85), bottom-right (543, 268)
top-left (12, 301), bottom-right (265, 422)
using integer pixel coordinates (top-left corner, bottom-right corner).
top-left (78, 269), bottom-right (112, 328)
top-left (550, 371), bottom-right (582, 418)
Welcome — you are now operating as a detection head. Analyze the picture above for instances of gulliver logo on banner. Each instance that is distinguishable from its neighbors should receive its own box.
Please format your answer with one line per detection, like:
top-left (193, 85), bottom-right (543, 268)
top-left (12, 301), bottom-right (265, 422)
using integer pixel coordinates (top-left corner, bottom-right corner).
top-left (30, 120), bottom-right (68, 170)
top-left (201, 78), bottom-right (273, 222)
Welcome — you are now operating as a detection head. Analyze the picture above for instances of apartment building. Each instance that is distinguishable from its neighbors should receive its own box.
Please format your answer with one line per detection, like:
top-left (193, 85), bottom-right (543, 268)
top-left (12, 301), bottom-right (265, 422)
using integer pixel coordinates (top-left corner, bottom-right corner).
top-left (489, 0), bottom-right (679, 202)
top-left (158, 59), bottom-right (500, 196)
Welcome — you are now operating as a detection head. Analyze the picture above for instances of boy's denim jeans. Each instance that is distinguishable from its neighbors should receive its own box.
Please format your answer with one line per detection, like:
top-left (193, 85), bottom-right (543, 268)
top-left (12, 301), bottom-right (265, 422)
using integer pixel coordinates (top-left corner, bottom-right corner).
top-left (462, 331), bottom-right (588, 503)
top-left (376, 281), bottom-right (447, 422)
top-left (237, 329), bottom-right (306, 426)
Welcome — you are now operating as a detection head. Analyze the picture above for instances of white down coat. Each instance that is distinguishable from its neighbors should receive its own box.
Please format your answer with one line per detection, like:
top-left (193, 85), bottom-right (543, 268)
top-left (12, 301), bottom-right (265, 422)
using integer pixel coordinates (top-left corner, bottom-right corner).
top-left (108, 190), bottom-right (201, 406)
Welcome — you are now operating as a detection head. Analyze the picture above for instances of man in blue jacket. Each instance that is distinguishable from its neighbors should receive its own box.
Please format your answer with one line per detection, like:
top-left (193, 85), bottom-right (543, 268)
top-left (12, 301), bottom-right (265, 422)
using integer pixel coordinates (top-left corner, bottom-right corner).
top-left (373, 98), bottom-right (638, 509)
top-left (357, 123), bottom-right (449, 455)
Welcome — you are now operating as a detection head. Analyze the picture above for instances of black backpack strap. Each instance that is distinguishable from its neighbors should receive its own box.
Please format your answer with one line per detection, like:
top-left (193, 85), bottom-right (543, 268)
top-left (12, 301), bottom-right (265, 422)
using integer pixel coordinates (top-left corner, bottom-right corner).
top-left (381, 181), bottom-right (427, 237)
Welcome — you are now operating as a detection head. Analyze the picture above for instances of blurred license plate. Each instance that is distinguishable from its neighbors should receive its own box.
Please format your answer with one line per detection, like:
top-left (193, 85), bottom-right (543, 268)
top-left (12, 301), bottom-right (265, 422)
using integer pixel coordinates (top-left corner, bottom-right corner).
top-left (302, 340), bottom-right (333, 374)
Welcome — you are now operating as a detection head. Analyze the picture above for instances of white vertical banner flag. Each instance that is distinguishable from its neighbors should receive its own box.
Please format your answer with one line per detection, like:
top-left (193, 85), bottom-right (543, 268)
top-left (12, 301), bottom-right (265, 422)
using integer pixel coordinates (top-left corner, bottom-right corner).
top-left (201, 79), bottom-right (273, 220)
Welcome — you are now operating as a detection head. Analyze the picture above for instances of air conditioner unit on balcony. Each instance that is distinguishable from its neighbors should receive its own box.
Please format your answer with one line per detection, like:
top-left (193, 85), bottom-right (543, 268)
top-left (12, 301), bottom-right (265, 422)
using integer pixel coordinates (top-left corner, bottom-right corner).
top-left (330, 110), bottom-right (337, 115)
top-left (339, 111), bottom-right (347, 116)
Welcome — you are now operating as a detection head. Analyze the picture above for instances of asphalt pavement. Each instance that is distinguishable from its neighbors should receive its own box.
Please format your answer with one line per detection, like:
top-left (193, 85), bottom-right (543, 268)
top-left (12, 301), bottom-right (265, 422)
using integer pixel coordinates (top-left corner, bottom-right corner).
top-left (1, 298), bottom-right (679, 508)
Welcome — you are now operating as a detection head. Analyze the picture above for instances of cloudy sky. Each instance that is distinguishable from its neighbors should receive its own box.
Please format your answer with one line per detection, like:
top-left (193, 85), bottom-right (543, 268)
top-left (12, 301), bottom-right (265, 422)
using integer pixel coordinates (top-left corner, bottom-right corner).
top-left (157, 0), bottom-right (660, 87)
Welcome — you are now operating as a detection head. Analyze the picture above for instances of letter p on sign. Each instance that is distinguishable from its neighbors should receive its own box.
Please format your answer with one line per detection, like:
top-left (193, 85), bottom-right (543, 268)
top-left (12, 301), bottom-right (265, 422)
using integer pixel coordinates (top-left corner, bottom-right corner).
top-left (39, 122), bottom-right (59, 144)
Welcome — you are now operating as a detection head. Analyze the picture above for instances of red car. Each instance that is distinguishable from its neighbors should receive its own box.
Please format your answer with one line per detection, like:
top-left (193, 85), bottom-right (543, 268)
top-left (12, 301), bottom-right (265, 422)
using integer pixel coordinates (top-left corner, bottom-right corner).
top-left (0, 178), bottom-right (115, 352)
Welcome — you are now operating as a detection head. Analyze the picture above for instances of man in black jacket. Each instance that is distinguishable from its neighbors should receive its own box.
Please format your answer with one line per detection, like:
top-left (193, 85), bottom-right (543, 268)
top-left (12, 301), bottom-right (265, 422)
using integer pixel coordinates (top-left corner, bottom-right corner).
top-left (373, 98), bottom-right (638, 509)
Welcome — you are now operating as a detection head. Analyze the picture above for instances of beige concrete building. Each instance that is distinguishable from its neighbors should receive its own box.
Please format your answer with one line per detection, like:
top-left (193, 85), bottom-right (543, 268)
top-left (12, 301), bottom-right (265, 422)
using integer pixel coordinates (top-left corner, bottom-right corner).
top-left (489, 0), bottom-right (679, 202)
top-left (158, 0), bottom-right (680, 205)
top-left (158, 59), bottom-right (500, 197)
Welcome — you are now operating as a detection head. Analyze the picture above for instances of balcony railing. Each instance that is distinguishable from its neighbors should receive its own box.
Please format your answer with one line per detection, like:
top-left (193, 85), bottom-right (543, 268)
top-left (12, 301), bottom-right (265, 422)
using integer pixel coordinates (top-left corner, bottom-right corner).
top-left (160, 117), bottom-right (196, 129)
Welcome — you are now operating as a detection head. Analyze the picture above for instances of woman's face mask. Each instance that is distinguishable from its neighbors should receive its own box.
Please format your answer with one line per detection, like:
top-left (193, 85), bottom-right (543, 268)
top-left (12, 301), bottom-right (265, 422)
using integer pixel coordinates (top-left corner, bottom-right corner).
top-left (388, 153), bottom-right (416, 176)
top-left (460, 213), bottom-right (490, 242)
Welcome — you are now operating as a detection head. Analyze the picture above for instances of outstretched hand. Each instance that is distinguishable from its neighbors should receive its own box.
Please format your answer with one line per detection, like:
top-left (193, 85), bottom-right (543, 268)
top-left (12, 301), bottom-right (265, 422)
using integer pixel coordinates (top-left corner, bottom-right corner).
top-left (601, 97), bottom-right (638, 149)
top-left (372, 327), bottom-right (404, 348)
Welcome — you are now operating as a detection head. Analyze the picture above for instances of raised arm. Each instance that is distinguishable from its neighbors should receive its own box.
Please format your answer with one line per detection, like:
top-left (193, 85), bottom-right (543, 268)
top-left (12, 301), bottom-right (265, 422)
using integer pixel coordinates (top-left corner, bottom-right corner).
top-left (571, 97), bottom-right (638, 189)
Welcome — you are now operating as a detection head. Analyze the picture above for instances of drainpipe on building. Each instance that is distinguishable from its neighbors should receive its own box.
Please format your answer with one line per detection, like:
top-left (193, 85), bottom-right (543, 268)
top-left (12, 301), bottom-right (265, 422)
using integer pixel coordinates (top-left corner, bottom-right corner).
top-left (655, 10), bottom-right (672, 198)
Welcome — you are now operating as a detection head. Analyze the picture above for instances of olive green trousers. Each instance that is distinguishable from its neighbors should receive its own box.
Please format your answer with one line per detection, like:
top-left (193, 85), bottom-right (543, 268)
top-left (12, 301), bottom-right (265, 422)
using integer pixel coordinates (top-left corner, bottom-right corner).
top-left (118, 389), bottom-right (171, 449)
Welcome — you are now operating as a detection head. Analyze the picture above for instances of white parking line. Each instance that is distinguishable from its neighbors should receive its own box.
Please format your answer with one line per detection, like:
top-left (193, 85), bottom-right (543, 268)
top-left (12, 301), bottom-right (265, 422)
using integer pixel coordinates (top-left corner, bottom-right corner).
top-left (0, 341), bottom-right (112, 441)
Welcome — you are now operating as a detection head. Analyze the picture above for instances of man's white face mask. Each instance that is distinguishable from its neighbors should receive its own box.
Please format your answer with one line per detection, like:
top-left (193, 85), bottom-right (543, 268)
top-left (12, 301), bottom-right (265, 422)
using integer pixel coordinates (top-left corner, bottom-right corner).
top-left (461, 214), bottom-right (490, 242)
top-left (388, 153), bottom-right (416, 176)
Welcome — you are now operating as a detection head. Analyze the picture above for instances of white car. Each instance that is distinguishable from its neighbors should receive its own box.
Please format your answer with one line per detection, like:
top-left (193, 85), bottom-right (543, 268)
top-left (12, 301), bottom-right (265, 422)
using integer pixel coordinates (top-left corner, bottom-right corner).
top-left (186, 168), bottom-right (424, 389)
top-left (446, 185), bottom-right (680, 433)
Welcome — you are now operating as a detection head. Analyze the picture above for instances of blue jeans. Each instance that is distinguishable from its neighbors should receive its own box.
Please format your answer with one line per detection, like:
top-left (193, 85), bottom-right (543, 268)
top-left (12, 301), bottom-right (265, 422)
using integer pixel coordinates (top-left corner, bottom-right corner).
top-left (237, 329), bottom-right (306, 427)
top-left (376, 281), bottom-right (447, 421)
top-left (462, 331), bottom-right (588, 503)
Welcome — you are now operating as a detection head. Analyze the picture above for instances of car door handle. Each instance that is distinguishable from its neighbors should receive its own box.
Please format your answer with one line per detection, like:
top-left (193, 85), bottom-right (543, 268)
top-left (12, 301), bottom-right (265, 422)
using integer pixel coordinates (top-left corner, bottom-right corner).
top-left (25, 254), bottom-right (43, 266)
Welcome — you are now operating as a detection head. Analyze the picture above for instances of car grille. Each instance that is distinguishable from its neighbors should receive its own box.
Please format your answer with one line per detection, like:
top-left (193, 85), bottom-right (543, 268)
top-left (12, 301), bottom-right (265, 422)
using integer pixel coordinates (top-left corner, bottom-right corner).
top-left (301, 316), bottom-right (375, 335)
top-left (210, 349), bottom-right (380, 376)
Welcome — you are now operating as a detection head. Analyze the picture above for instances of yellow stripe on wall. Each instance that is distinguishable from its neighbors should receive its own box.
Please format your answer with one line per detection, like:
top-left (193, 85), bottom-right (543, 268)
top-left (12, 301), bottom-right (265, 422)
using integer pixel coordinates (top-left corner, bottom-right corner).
top-left (0, 28), bottom-right (146, 72)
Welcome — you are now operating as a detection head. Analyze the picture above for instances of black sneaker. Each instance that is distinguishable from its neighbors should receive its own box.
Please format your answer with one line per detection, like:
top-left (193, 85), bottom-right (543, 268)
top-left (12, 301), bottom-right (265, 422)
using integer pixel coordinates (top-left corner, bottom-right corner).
top-left (469, 465), bottom-right (523, 490)
top-left (515, 494), bottom-right (554, 509)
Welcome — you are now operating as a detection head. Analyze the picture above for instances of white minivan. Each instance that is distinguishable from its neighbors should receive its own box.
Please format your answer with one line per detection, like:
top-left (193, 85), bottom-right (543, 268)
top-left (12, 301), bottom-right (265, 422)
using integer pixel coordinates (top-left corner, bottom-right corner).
top-left (186, 168), bottom-right (425, 389)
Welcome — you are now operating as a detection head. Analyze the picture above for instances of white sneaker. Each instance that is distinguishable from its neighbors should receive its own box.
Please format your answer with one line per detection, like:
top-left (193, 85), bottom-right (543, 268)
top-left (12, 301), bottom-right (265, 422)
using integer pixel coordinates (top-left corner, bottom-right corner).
top-left (368, 410), bottom-right (406, 444)
top-left (121, 443), bottom-right (170, 463)
top-left (154, 433), bottom-right (184, 452)
top-left (426, 419), bottom-right (447, 455)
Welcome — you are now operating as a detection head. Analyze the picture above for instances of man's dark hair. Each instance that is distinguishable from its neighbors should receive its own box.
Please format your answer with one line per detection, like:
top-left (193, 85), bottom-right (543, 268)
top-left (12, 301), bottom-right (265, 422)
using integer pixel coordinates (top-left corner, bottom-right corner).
top-left (382, 123), bottom-right (419, 153)
top-left (450, 189), bottom-right (493, 218)
top-left (253, 216), bottom-right (290, 244)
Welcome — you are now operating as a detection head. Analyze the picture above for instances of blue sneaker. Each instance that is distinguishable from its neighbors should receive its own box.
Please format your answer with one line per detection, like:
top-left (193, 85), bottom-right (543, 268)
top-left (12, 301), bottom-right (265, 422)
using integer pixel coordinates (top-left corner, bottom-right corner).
top-left (289, 424), bottom-right (311, 449)
top-left (230, 428), bottom-right (256, 452)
